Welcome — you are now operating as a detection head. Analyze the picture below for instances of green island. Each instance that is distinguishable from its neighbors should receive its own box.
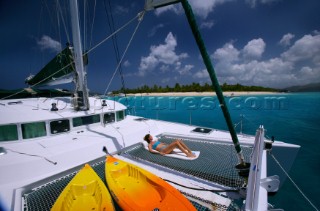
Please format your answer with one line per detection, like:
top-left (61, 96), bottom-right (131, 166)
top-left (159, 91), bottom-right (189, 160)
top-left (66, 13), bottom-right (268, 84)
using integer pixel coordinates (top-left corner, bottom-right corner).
top-left (112, 82), bottom-right (278, 94)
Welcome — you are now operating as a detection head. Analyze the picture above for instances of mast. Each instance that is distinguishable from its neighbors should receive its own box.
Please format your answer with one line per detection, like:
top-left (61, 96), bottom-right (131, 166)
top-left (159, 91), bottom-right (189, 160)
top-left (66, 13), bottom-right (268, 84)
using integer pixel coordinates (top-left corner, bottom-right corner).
top-left (69, 0), bottom-right (90, 111)
top-left (180, 0), bottom-right (245, 165)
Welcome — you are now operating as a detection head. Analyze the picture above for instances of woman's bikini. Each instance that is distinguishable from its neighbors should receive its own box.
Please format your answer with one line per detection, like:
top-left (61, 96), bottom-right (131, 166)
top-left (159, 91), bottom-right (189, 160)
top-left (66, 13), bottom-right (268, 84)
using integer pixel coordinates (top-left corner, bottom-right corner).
top-left (152, 141), bottom-right (166, 152)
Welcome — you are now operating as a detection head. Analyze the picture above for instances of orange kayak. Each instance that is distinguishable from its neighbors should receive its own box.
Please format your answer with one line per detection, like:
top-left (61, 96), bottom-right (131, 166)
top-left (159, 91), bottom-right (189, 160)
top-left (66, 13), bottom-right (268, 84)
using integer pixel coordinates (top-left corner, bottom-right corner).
top-left (51, 164), bottom-right (115, 211)
top-left (105, 155), bottom-right (196, 211)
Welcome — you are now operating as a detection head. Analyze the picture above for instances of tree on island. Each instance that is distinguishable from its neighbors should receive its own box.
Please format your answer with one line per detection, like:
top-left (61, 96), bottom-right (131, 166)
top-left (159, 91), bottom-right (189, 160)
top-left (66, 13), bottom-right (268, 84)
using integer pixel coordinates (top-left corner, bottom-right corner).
top-left (112, 82), bottom-right (278, 94)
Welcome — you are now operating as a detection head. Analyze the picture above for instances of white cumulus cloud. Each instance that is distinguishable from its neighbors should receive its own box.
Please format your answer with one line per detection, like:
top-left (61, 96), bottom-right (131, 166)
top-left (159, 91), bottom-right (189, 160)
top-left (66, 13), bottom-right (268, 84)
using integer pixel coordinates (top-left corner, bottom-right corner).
top-left (246, 0), bottom-right (281, 8)
top-left (194, 69), bottom-right (209, 79)
top-left (281, 34), bottom-right (320, 64)
top-left (37, 35), bottom-right (62, 53)
top-left (123, 60), bottom-right (131, 67)
top-left (154, 5), bottom-right (182, 16)
top-left (148, 24), bottom-right (165, 37)
top-left (178, 64), bottom-right (194, 75)
top-left (200, 20), bottom-right (215, 29)
top-left (242, 38), bottom-right (266, 60)
top-left (279, 33), bottom-right (295, 47)
top-left (138, 32), bottom-right (189, 76)
top-left (154, 0), bottom-right (235, 19)
top-left (212, 42), bottom-right (240, 63)
top-left (211, 34), bottom-right (320, 88)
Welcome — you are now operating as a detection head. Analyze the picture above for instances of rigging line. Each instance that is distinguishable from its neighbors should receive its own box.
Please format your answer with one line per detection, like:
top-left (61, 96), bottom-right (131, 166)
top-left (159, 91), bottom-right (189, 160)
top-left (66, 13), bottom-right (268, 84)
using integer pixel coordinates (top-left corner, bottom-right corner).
top-left (83, 0), bottom-right (86, 51)
top-left (46, 1), bottom-right (62, 46)
top-left (108, 1), bottom-right (126, 95)
top-left (234, 120), bottom-right (242, 129)
top-left (50, 1), bottom-right (68, 46)
top-left (103, 11), bottom-right (146, 96)
top-left (104, 0), bottom-right (127, 98)
top-left (2, 65), bottom-right (72, 100)
top-left (83, 0), bottom-right (93, 51)
top-left (1, 91), bottom-right (23, 101)
top-left (57, 0), bottom-right (71, 44)
top-left (104, 0), bottom-right (120, 64)
top-left (1, 10), bottom-right (139, 101)
top-left (141, 119), bottom-right (152, 134)
top-left (1, 63), bottom-right (73, 101)
top-left (269, 152), bottom-right (319, 211)
top-left (89, 0), bottom-right (97, 48)
top-left (5, 148), bottom-right (57, 165)
top-left (55, 3), bottom-right (62, 47)
top-left (85, 11), bottom-right (141, 56)
top-left (42, 0), bottom-right (56, 31)
top-left (241, 115), bottom-right (264, 130)
top-left (110, 124), bottom-right (126, 148)
top-left (1, 3), bottom-right (71, 100)
top-left (163, 179), bottom-right (239, 193)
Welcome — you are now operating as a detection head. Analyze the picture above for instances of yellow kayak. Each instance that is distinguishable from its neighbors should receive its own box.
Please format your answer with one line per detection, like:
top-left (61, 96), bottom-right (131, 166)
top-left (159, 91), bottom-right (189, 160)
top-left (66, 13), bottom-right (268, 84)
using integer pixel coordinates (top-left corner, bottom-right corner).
top-left (105, 155), bottom-right (196, 211)
top-left (51, 164), bottom-right (115, 211)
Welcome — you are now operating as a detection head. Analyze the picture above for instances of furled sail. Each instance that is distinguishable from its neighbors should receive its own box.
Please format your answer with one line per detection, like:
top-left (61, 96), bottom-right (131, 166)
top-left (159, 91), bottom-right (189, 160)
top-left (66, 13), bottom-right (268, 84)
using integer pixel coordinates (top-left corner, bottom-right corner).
top-left (25, 46), bottom-right (87, 87)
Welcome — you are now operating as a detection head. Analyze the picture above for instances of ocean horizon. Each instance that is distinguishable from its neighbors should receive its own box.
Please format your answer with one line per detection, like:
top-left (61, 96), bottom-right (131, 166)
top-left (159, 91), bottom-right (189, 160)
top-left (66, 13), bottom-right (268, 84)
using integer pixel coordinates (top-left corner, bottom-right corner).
top-left (109, 92), bottom-right (320, 210)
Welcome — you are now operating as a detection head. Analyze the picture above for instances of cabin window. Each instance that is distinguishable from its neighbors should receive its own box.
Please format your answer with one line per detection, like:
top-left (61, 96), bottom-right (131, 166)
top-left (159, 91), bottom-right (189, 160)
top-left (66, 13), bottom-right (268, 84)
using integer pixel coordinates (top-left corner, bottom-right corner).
top-left (104, 113), bottom-right (115, 124)
top-left (73, 115), bottom-right (100, 127)
top-left (22, 122), bottom-right (47, 139)
top-left (0, 125), bottom-right (18, 141)
top-left (50, 119), bottom-right (70, 134)
top-left (116, 110), bottom-right (125, 121)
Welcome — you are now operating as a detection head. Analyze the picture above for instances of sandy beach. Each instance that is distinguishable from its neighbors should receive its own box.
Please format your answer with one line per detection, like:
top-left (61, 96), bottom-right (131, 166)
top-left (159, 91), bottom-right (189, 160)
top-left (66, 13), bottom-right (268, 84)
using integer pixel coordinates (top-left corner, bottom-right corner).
top-left (126, 91), bottom-right (279, 97)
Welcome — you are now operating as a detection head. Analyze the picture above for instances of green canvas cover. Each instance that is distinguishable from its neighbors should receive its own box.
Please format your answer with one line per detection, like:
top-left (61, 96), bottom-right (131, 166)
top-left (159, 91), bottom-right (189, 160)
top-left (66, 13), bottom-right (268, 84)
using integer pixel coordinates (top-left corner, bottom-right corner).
top-left (26, 47), bottom-right (75, 86)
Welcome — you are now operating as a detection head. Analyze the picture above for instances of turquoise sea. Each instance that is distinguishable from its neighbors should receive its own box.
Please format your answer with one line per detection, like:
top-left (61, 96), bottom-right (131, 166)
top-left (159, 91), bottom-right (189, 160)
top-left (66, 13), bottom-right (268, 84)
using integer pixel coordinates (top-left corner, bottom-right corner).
top-left (112, 92), bottom-right (320, 210)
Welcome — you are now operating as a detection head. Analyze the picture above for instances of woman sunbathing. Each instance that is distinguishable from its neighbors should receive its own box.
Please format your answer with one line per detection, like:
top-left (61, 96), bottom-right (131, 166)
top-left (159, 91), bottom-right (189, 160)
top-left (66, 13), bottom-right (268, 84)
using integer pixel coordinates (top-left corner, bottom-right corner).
top-left (143, 134), bottom-right (195, 158)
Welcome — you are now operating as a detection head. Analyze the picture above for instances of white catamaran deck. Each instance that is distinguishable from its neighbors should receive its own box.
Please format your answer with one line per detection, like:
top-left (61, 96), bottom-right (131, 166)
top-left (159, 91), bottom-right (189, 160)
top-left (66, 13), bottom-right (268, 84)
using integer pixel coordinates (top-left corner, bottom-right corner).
top-left (0, 97), bottom-right (299, 210)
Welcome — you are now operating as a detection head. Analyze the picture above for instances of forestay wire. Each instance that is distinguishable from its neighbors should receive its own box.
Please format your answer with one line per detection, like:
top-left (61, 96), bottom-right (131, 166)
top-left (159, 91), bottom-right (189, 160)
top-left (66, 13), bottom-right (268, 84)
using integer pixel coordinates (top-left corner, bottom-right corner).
top-left (103, 11), bottom-right (146, 96)
top-left (85, 11), bottom-right (143, 56)
top-left (269, 152), bottom-right (319, 211)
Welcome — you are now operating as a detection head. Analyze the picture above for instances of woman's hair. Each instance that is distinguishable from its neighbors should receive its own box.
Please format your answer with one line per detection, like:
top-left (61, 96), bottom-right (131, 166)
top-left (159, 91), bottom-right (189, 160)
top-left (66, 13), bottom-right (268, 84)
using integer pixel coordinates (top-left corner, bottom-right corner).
top-left (144, 134), bottom-right (151, 143)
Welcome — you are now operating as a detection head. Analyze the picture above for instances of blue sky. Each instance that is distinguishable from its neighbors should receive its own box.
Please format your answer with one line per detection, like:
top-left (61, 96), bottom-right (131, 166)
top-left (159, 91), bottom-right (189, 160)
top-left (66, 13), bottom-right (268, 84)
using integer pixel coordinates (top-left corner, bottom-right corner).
top-left (1, 0), bottom-right (320, 93)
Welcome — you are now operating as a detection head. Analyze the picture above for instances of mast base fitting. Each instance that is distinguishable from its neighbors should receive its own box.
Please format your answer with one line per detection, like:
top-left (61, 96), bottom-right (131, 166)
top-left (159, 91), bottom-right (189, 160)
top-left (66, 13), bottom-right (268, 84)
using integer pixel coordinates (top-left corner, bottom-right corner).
top-left (265, 136), bottom-right (275, 151)
top-left (235, 162), bottom-right (251, 177)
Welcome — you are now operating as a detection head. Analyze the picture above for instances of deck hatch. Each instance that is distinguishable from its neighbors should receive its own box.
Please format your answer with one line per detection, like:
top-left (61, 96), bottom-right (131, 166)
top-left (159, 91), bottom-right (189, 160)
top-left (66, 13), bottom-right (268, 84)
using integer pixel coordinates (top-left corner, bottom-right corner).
top-left (191, 127), bottom-right (212, 134)
top-left (134, 118), bottom-right (149, 121)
